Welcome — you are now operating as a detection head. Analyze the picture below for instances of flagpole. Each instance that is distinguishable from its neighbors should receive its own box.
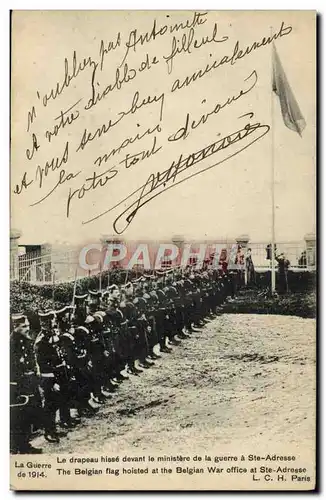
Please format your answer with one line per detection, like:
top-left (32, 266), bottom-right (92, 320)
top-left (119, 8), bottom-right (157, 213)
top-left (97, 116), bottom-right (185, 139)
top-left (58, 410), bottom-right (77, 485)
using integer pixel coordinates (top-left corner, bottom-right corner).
top-left (270, 33), bottom-right (276, 294)
top-left (99, 260), bottom-right (102, 294)
top-left (269, 35), bottom-right (306, 295)
top-left (52, 269), bottom-right (56, 306)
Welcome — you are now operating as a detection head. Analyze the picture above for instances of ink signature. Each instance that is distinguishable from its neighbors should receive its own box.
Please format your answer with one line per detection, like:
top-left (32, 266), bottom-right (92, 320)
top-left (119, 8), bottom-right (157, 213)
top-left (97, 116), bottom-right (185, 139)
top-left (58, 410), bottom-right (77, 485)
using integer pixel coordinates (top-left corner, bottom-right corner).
top-left (82, 114), bottom-right (270, 233)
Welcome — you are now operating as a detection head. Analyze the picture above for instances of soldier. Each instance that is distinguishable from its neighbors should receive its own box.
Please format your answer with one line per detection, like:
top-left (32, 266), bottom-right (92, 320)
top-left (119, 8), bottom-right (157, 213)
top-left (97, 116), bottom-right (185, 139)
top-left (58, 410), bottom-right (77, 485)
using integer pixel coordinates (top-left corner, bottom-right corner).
top-left (276, 253), bottom-right (290, 294)
top-left (132, 295), bottom-right (153, 368)
top-left (191, 272), bottom-right (205, 328)
top-left (84, 313), bottom-right (107, 403)
top-left (120, 282), bottom-right (143, 376)
top-left (106, 284), bottom-right (129, 382)
top-left (208, 269), bottom-right (219, 316)
top-left (10, 313), bottom-right (42, 454)
top-left (156, 277), bottom-right (172, 353)
top-left (215, 274), bottom-right (225, 312)
top-left (163, 275), bottom-right (181, 346)
top-left (200, 271), bottom-right (212, 320)
top-left (183, 274), bottom-right (195, 334)
top-left (148, 277), bottom-right (165, 354)
top-left (97, 295), bottom-right (120, 391)
top-left (54, 306), bottom-right (80, 429)
top-left (34, 311), bottom-right (63, 443)
top-left (94, 311), bottom-right (113, 399)
top-left (173, 275), bottom-right (189, 339)
top-left (142, 277), bottom-right (161, 360)
top-left (74, 293), bottom-right (88, 324)
top-left (86, 289), bottom-right (111, 400)
top-left (70, 308), bottom-right (100, 416)
top-left (222, 272), bottom-right (231, 302)
top-left (87, 289), bottom-right (102, 315)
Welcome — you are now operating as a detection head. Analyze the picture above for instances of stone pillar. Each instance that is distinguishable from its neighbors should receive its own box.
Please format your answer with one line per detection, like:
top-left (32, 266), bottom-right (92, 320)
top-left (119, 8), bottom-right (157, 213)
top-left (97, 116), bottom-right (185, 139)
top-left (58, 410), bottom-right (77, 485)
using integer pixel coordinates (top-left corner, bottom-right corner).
top-left (236, 234), bottom-right (250, 285)
top-left (10, 229), bottom-right (22, 280)
top-left (172, 235), bottom-right (185, 267)
top-left (236, 234), bottom-right (250, 248)
top-left (100, 235), bottom-right (125, 271)
top-left (304, 233), bottom-right (316, 269)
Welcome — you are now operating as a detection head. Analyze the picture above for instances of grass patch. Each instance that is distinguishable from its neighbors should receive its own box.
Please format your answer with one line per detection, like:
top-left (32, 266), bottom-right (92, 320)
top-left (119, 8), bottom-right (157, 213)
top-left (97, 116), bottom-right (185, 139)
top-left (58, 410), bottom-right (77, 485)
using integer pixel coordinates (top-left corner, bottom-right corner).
top-left (220, 290), bottom-right (316, 318)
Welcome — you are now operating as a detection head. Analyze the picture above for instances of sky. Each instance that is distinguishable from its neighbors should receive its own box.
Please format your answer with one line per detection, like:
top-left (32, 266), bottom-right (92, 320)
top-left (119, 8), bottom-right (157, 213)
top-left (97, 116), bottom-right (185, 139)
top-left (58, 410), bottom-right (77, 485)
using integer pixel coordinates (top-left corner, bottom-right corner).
top-left (11, 10), bottom-right (316, 246)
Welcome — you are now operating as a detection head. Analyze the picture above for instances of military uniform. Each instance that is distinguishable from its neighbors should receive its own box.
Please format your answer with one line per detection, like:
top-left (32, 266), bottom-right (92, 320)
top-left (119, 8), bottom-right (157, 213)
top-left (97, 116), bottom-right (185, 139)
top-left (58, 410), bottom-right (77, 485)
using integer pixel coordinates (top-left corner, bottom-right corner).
top-left (143, 285), bottom-right (160, 359)
top-left (10, 265), bottom-right (241, 447)
top-left (55, 306), bottom-right (80, 428)
top-left (156, 280), bottom-right (172, 352)
top-left (120, 283), bottom-right (143, 375)
top-left (174, 278), bottom-right (190, 339)
top-left (71, 318), bottom-right (99, 416)
top-left (132, 296), bottom-right (153, 367)
top-left (182, 277), bottom-right (195, 333)
top-left (163, 279), bottom-right (181, 345)
top-left (74, 293), bottom-right (88, 324)
top-left (106, 285), bottom-right (129, 381)
top-left (34, 311), bottom-right (64, 443)
top-left (10, 314), bottom-right (42, 454)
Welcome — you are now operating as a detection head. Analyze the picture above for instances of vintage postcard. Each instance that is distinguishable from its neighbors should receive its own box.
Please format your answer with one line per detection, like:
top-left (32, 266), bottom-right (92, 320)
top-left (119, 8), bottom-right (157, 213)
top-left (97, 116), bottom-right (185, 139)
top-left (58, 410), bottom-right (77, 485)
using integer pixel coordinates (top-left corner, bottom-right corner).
top-left (10, 10), bottom-right (316, 491)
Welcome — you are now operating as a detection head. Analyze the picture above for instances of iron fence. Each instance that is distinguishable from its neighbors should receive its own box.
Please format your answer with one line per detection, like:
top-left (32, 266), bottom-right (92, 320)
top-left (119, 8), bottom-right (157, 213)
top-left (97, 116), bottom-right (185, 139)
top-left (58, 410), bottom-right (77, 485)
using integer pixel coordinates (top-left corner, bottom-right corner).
top-left (11, 240), bottom-right (315, 285)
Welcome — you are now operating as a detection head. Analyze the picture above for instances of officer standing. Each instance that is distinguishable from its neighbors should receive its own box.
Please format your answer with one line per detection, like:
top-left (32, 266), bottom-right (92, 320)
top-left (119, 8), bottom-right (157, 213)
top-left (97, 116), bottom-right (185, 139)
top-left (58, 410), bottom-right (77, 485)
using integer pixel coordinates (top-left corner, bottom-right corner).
top-left (10, 313), bottom-right (42, 454)
top-left (106, 285), bottom-right (129, 381)
top-left (143, 278), bottom-right (160, 360)
top-left (156, 277), bottom-right (172, 353)
top-left (70, 309), bottom-right (100, 416)
top-left (34, 311), bottom-right (63, 443)
top-left (120, 282), bottom-right (144, 375)
top-left (54, 306), bottom-right (80, 429)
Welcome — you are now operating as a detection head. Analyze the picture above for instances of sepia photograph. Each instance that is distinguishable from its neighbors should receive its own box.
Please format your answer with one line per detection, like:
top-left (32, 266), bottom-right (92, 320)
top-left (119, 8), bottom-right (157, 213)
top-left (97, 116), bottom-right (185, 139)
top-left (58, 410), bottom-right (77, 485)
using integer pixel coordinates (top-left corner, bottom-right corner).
top-left (10, 10), bottom-right (316, 490)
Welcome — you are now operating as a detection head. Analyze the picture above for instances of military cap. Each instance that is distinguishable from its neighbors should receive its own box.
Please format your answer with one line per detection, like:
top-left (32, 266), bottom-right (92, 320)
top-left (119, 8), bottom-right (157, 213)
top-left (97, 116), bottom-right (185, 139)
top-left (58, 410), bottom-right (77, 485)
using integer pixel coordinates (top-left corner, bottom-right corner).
top-left (54, 305), bottom-right (74, 318)
top-left (74, 325), bottom-right (89, 337)
top-left (11, 313), bottom-right (27, 326)
top-left (38, 310), bottom-right (56, 327)
top-left (88, 290), bottom-right (101, 305)
top-left (121, 281), bottom-right (133, 290)
top-left (38, 310), bottom-right (55, 319)
top-left (75, 293), bottom-right (88, 302)
top-left (132, 276), bottom-right (145, 283)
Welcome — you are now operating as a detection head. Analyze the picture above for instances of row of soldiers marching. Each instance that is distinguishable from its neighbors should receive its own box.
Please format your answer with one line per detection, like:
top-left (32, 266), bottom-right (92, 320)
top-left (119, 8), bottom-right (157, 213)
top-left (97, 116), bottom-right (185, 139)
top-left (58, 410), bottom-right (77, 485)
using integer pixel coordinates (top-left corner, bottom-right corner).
top-left (10, 267), bottom-right (236, 454)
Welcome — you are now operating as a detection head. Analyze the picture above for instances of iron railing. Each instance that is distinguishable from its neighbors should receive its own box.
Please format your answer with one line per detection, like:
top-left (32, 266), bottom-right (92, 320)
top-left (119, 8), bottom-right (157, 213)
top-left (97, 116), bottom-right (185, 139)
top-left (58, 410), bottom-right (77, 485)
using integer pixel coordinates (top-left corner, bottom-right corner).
top-left (11, 241), bottom-right (315, 285)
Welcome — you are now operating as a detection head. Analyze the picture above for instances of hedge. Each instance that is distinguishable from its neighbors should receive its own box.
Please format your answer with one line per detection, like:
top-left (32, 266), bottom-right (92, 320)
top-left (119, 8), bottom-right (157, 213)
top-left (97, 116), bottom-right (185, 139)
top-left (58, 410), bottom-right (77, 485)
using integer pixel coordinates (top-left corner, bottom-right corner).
top-left (10, 269), bottom-right (316, 329)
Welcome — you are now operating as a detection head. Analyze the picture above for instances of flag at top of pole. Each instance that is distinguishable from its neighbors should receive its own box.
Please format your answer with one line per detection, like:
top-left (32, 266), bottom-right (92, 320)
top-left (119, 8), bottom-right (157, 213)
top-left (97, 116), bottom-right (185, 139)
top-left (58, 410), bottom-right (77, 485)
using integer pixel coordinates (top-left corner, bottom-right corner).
top-left (272, 43), bottom-right (306, 136)
top-left (269, 41), bottom-right (306, 295)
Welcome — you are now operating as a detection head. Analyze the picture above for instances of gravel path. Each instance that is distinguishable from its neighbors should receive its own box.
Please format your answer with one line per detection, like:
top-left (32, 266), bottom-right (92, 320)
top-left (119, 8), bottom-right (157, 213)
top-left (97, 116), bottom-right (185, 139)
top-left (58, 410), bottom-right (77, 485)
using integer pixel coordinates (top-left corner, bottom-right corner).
top-left (34, 314), bottom-right (316, 455)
